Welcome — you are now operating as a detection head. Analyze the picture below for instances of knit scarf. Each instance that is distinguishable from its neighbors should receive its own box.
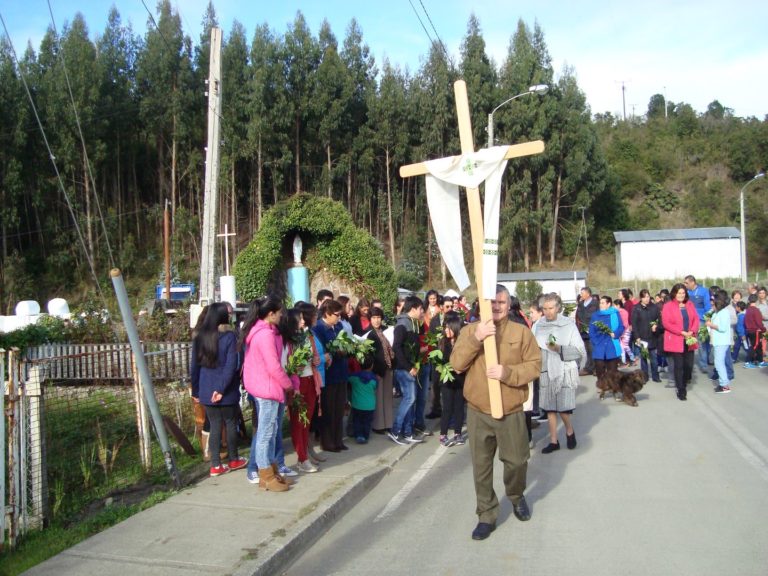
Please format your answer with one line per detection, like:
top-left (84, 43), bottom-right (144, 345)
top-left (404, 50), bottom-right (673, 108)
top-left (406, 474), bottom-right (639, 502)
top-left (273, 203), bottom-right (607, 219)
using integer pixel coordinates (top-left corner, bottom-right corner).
top-left (373, 327), bottom-right (394, 368)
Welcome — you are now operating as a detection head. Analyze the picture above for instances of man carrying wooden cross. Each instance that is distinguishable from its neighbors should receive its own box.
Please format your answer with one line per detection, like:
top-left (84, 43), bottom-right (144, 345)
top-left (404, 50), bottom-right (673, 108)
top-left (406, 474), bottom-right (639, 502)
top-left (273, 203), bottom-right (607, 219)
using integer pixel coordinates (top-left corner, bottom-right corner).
top-left (400, 81), bottom-right (542, 540)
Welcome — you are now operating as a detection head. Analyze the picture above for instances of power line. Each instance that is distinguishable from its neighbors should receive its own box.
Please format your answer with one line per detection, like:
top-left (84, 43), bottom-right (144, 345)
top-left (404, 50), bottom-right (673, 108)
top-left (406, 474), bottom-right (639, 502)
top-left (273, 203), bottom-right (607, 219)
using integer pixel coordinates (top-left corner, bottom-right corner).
top-left (417, 0), bottom-right (449, 58)
top-left (407, 0), bottom-right (435, 48)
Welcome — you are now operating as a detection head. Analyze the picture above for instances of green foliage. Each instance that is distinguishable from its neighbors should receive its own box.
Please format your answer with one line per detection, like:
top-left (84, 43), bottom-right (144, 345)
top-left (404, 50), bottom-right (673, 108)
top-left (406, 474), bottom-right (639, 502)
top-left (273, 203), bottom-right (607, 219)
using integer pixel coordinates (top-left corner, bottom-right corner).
top-left (515, 280), bottom-right (543, 306)
top-left (233, 194), bottom-right (397, 303)
top-left (645, 183), bottom-right (679, 212)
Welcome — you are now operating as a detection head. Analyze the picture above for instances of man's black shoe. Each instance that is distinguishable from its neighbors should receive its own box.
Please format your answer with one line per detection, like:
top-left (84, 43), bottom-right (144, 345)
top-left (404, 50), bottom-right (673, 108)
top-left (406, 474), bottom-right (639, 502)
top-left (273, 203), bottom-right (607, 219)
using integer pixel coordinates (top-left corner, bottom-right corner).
top-left (512, 497), bottom-right (531, 521)
top-left (471, 522), bottom-right (496, 540)
top-left (425, 411), bottom-right (441, 419)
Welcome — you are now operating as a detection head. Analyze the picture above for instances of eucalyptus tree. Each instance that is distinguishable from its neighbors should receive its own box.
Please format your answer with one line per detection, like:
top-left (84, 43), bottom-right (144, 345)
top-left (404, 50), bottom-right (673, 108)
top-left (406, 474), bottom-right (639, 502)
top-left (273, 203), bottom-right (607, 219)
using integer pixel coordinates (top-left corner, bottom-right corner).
top-left (0, 38), bottom-right (27, 269)
top-left (368, 59), bottom-right (409, 264)
top-left (247, 23), bottom-right (290, 225)
top-left (459, 13), bottom-right (497, 148)
top-left (282, 11), bottom-right (321, 195)
top-left (340, 18), bottom-right (377, 222)
top-left (136, 0), bottom-right (195, 220)
top-left (313, 20), bottom-right (350, 200)
top-left (498, 19), bottom-right (553, 269)
top-left (96, 6), bottom-right (140, 250)
top-left (221, 21), bottom-right (250, 242)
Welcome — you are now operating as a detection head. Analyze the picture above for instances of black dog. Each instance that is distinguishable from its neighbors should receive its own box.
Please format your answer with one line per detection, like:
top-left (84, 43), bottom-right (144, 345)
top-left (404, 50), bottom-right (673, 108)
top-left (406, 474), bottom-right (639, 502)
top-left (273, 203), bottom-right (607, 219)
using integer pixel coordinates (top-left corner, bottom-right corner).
top-left (596, 369), bottom-right (647, 407)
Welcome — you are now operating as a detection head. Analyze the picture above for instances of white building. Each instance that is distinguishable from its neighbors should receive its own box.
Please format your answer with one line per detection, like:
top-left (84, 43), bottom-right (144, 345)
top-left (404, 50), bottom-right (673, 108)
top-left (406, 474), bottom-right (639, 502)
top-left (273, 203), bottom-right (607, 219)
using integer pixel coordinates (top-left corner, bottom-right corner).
top-left (613, 227), bottom-right (741, 281)
top-left (498, 271), bottom-right (587, 303)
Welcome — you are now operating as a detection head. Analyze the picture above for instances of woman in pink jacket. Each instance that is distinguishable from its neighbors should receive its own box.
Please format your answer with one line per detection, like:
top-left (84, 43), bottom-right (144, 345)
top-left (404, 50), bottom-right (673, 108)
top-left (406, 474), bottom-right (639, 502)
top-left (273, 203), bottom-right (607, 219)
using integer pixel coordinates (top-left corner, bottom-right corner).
top-left (242, 296), bottom-right (294, 492)
top-left (661, 283), bottom-right (700, 401)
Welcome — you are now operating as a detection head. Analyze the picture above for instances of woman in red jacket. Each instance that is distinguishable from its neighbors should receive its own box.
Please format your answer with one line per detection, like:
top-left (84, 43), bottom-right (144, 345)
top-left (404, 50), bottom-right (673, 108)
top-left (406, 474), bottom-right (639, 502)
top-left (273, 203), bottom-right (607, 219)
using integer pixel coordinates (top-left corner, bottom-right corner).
top-left (661, 283), bottom-right (700, 401)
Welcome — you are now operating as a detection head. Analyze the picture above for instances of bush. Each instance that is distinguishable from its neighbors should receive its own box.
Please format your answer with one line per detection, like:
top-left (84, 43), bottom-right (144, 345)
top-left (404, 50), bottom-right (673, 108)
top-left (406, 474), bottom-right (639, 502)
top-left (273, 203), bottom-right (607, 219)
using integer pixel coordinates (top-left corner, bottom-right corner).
top-left (515, 280), bottom-right (543, 306)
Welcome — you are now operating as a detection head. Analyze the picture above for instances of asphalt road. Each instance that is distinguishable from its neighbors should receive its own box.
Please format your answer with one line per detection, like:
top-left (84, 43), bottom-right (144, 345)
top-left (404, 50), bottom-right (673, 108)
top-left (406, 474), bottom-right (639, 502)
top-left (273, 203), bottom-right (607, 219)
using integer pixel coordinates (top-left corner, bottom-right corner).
top-left (286, 366), bottom-right (768, 576)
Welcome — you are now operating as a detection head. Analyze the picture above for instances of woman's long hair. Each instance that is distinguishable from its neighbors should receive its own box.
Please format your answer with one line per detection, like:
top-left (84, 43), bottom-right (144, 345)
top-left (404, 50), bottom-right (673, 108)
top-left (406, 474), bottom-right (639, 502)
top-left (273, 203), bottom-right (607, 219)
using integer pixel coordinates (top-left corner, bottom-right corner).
top-left (194, 302), bottom-right (230, 368)
top-left (237, 295), bottom-right (284, 351)
top-left (280, 307), bottom-right (303, 344)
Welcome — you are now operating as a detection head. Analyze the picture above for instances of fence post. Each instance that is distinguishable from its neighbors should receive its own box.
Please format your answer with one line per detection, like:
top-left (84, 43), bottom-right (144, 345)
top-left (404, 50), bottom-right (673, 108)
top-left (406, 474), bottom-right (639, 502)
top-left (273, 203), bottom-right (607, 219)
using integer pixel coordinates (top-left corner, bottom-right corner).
top-left (22, 361), bottom-right (46, 530)
top-left (132, 353), bottom-right (152, 471)
top-left (1, 348), bottom-right (5, 551)
top-left (6, 348), bottom-right (20, 549)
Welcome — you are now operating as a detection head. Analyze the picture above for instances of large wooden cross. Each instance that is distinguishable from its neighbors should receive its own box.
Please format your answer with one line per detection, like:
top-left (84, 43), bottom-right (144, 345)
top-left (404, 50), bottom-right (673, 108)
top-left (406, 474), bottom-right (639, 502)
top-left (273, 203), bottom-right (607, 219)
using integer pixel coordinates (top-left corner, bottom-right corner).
top-left (399, 80), bottom-right (544, 419)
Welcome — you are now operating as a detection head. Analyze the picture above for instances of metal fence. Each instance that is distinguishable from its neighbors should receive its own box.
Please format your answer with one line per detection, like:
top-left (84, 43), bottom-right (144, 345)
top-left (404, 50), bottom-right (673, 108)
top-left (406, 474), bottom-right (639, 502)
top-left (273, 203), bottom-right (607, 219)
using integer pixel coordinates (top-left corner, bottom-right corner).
top-left (1, 343), bottom-right (252, 551)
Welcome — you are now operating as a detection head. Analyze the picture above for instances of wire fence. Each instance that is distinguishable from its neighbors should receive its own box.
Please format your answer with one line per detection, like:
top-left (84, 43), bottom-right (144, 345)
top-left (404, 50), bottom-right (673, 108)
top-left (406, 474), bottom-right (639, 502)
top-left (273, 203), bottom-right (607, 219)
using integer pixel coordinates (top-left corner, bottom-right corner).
top-left (2, 343), bottom-right (253, 551)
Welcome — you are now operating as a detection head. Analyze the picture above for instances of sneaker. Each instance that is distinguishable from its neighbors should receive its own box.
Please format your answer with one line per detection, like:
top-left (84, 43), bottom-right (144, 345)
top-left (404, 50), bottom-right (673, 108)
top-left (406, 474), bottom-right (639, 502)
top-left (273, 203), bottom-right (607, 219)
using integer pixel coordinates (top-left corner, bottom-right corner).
top-left (228, 457), bottom-right (248, 471)
top-left (297, 460), bottom-right (318, 473)
top-left (246, 470), bottom-right (259, 484)
top-left (744, 362), bottom-right (759, 369)
top-left (760, 362), bottom-right (768, 368)
top-left (210, 464), bottom-right (229, 477)
top-left (404, 434), bottom-right (425, 444)
top-left (355, 436), bottom-right (368, 444)
top-left (387, 431), bottom-right (407, 445)
top-left (414, 427), bottom-right (433, 437)
top-left (452, 434), bottom-right (465, 446)
top-left (278, 464), bottom-right (298, 477)
top-left (715, 386), bottom-right (731, 394)
top-left (440, 434), bottom-right (456, 447)
top-left (535, 413), bottom-right (549, 422)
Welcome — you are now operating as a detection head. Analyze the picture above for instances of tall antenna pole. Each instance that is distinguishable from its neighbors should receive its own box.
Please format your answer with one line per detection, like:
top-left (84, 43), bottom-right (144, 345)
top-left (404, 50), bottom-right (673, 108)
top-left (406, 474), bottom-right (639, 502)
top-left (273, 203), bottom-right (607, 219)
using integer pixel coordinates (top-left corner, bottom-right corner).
top-left (622, 81), bottom-right (627, 121)
top-left (199, 27), bottom-right (223, 304)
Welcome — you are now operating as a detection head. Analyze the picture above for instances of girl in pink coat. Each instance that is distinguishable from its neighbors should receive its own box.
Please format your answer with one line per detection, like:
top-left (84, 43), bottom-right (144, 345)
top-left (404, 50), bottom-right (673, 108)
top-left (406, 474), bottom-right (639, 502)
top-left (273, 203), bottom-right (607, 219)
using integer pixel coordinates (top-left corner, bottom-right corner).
top-left (242, 295), bottom-right (294, 491)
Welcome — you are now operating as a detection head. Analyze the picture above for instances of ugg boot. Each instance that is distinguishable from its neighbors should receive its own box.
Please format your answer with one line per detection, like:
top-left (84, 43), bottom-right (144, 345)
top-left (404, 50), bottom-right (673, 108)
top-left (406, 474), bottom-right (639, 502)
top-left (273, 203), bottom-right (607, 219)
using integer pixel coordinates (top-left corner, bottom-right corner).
top-left (271, 463), bottom-right (294, 486)
top-left (258, 467), bottom-right (288, 492)
top-left (201, 431), bottom-right (211, 462)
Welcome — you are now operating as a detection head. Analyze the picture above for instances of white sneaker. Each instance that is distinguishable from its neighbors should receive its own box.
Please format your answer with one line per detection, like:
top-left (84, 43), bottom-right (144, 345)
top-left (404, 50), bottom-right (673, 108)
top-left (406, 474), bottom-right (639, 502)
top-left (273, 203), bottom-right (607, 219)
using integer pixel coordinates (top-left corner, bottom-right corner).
top-left (404, 434), bottom-right (425, 444)
top-left (297, 460), bottom-right (318, 473)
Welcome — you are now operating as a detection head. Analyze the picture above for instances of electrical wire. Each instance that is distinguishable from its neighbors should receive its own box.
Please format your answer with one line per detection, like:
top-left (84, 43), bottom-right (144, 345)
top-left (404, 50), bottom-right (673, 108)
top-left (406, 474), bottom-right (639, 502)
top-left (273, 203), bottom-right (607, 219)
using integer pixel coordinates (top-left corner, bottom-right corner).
top-left (417, 0), bottom-right (449, 58)
top-left (407, 0), bottom-right (434, 47)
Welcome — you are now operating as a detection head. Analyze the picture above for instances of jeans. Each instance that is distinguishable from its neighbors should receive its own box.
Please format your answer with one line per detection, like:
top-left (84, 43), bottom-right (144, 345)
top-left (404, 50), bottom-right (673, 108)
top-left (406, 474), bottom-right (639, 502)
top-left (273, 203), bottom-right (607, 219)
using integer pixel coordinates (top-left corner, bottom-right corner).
top-left (274, 402), bottom-right (286, 467)
top-left (393, 369), bottom-right (416, 436)
top-left (250, 398), bottom-right (280, 471)
top-left (640, 350), bottom-right (660, 382)
top-left (696, 335), bottom-right (711, 371)
top-left (713, 345), bottom-right (730, 388)
top-left (413, 364), bottom-right (432, 430)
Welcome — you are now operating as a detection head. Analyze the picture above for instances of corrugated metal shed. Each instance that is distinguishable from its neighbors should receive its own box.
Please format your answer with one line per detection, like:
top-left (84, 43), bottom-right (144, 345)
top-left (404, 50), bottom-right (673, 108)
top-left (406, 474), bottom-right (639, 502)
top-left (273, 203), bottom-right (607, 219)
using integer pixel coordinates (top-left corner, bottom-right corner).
top-left (613, 227), bottom-right (740, 243)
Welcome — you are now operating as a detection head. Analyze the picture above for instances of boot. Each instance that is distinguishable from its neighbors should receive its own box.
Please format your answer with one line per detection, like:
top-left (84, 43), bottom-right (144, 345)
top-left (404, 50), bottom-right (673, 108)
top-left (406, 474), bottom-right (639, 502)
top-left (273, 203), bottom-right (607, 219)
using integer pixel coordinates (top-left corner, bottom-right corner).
top-left (258, 467), bottom-right (288, 492)
top-left (272, 463), bottom-right (294, 486)
top-left (201, 431), bottom-right (211, 462)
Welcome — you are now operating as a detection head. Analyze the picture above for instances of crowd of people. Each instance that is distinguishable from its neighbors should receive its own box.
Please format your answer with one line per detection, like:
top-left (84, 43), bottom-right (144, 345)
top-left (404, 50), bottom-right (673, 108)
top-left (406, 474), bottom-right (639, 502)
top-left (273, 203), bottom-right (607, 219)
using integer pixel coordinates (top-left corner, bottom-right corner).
top-left (188, 275), bottom-right (766, 536)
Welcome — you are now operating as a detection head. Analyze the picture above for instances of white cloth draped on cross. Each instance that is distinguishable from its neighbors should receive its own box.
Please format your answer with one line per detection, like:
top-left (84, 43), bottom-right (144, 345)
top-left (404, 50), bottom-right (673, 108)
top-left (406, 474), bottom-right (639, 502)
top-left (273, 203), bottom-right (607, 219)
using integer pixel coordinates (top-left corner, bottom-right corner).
top-left (424, 145), bottom-right (509, 300)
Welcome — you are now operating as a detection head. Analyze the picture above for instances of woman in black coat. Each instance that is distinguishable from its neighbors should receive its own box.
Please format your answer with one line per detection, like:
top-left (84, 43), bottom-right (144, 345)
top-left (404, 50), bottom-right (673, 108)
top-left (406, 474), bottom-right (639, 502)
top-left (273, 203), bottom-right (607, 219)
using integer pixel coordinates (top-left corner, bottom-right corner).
top-left (630, 289), bottom-right (663, 382)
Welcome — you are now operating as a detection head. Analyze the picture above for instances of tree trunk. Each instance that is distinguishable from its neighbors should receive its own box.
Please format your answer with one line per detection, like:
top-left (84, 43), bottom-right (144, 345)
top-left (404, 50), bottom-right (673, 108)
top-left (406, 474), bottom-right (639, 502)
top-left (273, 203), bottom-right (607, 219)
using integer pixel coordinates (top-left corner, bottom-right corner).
top-left (171, 113), bottom-right (178, 228)
top-left (347, 167), bottom-right (353, 216)
top-left (549, 172), bottom-right (563, 265)
top-left (536, 179), bottom-right (543, 267)
top-left (295, 115), bottom-right (301, 194)
top-left (326, 143), bottom-right (332, 198)
top-left (385, 147), bottom-right (396, 266)
top-left (83, 156), bottom-right (95, 267)
top-left (257, 135), bottom-right (263, 229)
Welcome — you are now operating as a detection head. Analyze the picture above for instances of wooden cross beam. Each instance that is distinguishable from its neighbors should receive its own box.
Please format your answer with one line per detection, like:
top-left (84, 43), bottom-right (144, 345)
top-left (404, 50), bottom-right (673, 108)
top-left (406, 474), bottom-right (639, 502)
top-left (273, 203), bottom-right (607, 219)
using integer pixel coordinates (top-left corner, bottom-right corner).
top-left (399, 80), bottom-right (544, 419)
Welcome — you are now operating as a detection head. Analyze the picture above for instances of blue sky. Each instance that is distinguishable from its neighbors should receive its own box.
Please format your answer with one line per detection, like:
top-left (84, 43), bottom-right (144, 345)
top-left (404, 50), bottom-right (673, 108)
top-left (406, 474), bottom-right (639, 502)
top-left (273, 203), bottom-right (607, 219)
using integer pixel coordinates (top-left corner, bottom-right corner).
top-left (3, 1), bottom-right (767, 119)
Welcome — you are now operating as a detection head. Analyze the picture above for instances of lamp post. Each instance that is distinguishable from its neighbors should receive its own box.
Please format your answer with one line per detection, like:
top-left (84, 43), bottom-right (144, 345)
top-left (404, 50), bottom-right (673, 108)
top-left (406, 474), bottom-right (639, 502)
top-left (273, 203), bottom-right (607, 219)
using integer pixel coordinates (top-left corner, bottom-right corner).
top-left (487, 84), bottom-right (548, 148)
top-left (740, 172), bottom-right (765, 282)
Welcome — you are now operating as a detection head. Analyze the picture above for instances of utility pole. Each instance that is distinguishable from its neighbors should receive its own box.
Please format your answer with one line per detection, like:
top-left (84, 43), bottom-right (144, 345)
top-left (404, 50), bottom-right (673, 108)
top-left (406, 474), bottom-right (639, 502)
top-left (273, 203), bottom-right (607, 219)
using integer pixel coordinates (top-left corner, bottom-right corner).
top-left (164, 199), bottom-right (171, 301)
top-left (621, 81), bottom-right (627, 121)
top-left (199, 27), bottom-right (223, 305)
top-left (580, 206), bottom-right (589, 264)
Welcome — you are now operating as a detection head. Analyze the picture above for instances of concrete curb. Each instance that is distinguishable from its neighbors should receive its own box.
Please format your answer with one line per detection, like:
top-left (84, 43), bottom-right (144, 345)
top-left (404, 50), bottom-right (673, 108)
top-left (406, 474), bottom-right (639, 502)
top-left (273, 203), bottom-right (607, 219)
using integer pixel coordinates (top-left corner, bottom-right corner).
top-left (233, 442), bottom-right (416, 576)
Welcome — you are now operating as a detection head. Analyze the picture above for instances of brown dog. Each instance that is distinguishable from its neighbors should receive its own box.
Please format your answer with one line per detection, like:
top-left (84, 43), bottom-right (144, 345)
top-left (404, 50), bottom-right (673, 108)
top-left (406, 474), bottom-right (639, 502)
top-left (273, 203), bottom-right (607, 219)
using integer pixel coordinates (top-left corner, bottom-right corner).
top-left (596, 369), bottom-right (648, 407)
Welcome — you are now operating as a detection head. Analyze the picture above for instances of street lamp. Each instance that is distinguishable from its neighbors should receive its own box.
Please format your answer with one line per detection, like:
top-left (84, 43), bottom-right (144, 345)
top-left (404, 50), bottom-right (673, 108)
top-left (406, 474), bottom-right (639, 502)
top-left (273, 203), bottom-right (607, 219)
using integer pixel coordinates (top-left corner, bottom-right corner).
top-left (740, 172), bottom-right (765, 282)
top-left (487, 84), bottom-right (548, 148)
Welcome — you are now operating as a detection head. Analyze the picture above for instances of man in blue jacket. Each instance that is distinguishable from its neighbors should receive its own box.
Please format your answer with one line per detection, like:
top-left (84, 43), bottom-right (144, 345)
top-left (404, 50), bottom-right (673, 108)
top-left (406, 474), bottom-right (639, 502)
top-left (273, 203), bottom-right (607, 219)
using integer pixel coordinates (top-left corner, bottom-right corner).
top-left (685, 275), bottom-right (712, 372)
